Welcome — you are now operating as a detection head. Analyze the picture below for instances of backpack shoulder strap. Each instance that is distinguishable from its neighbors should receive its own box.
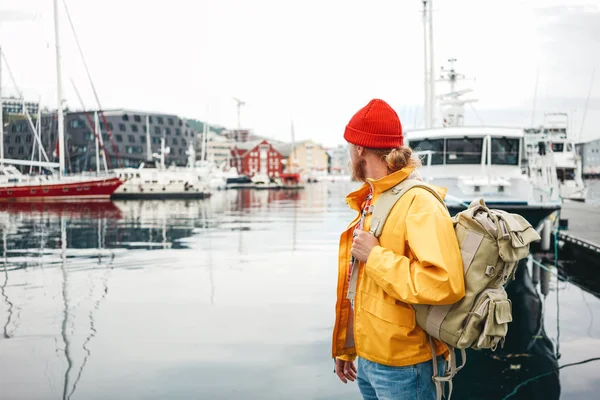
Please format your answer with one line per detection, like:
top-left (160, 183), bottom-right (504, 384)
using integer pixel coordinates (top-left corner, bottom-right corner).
top-left (370, 179), bottom-right (446, 238)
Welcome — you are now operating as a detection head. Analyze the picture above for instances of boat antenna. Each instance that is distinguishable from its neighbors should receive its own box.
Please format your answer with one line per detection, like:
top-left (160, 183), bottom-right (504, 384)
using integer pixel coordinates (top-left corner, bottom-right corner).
top-left (531, 67), bottom-right (539, 126)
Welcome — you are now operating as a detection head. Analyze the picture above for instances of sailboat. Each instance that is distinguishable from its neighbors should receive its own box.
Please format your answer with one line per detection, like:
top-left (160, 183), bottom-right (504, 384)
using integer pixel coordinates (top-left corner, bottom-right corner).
top-left (0, 0), bottom-right (123, 201)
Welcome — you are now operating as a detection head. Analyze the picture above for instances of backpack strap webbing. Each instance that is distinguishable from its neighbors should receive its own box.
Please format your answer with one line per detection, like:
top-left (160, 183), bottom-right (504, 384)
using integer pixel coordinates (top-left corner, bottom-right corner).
top-left (369, 179), bottom-right (446, 238)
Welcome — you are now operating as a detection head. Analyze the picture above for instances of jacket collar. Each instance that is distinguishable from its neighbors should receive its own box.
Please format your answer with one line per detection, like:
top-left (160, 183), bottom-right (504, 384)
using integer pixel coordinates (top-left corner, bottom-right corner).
top-left (346, 167), bottom-right (415, 211)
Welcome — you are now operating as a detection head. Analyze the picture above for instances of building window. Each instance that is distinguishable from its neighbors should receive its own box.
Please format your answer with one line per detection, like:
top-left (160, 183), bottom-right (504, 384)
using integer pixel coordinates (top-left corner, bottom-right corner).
top-left (128, 135), bottom-right (135, 143)
top-left (15, 136), bottom-right (21, 144)
top-left (18, 146), bottom-right (24, 154)
top-left (157, 117), bottom-right (164, 124)
top-left (134, 115), bottom-right (141, 122)
top-left (184, 130), bottom-right (188, 137)
top-left (68, 119), bottom-right (84, 129)
top-left (149, 116), bottom-right (153, 123)
top-left (119, 123), bottom-right (126, 132)
top-left (168, 118), bottom-right (174, 126)
top-left (142, 125), bottom-right (147, 133)
top-left (154, 126), bottom-right (161, 135)
top-left (131, 124), bottom-right (139, 132)
top-left (126, 146), bottom-right (143, 154)
top-left (182, 139), bottom-right (187, 146)
top-left (116, 134), bottom-right (123, 142)
top-left (175, 128), bottom-right (181, 136)
top-left (178, 119), bottom-right (183, 126)
top-left (141, 136), bottom-right (147, 144)
top-left (178, 148), bottom-right (183, 155)
top-left (152, 137), bottom-right (161, 144)
top-left (122, 114), bottom-right (129, 121)
top-left (8, 148), bottom-right (13, 154)
top-left (165, 128), bottom-right (171, 135)
top-left (83, 132), bottom-right (94, 141)
top-left (173, 138), bottom-right (178, 145)
top-left (26, 135), bottom-right (32, 143)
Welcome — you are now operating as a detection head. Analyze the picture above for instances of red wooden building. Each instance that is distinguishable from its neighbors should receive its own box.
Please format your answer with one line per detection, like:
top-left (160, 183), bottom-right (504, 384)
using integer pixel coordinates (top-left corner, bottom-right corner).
top-left (231, 139), bottom-right (284, 177)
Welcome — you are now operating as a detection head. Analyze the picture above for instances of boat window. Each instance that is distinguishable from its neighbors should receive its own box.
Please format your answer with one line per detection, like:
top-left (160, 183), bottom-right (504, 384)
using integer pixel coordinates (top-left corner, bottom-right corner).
top-left (409, 139), bottom-right (444, 165)
top-left (491, 138), bottom-right (519, 165)
top-left (446, 138), bottom-right (483, 164)
top-left (557, 168), bottom-right (575, 182)
top-left (551, 143), bottom-right (564, 152)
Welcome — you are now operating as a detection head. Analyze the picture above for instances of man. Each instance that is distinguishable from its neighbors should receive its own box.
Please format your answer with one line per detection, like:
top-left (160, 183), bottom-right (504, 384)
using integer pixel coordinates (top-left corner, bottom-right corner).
top-left (332, 99), bottom-right (465, 400)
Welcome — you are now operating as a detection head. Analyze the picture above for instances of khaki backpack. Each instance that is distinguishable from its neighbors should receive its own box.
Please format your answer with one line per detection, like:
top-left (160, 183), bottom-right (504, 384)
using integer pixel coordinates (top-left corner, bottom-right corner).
top-left (368, 179), bottom-right (541, 400)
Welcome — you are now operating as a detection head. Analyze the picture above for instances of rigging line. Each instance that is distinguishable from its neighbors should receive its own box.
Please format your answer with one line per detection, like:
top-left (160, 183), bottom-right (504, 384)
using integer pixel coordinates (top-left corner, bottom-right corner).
top-left (467, 102), bottom-right (484, 125)
top-left (69, 79), bottom-right (111, 169)
top-left (501, 357), bottom-right (600, 400)
top-left (554, 210), bottom-right (561, 359)
top-left (1, 52), bottom-right (51, 164)
top-left (60, 0), bottom-right (122, 168)
top-left (581, 289), bottom-right (595, 339)
top-left (578, 68), bottom-right (596, 142)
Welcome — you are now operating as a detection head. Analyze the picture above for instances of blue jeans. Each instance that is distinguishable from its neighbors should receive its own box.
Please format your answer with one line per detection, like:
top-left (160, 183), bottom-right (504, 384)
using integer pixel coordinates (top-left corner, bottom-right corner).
top-left (357, 357), bottom-right (446, 400)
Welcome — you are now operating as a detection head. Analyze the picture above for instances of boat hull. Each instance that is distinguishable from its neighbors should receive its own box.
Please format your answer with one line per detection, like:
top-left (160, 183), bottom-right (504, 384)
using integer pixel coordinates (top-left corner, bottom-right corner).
top-left (447, 203), bottom-right (560, 228)
top-left (112, 191), bottom-right (211, 200)
top-left (0, 177), bottom-right (123, 202)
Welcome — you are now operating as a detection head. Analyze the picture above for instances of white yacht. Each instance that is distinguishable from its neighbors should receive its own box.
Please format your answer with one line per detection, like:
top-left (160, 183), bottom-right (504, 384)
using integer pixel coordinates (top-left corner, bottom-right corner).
top-left (407, 59), bottom-right (561, 227)
top-left (112, 140), bottom-right (210, 199)
top-left (524, 113), bottom-right (587, 202)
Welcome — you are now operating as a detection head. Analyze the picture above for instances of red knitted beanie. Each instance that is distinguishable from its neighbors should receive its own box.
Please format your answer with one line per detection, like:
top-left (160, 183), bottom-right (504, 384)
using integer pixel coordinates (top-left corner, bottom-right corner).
top-left (344, 99), bottom-right (403, 148)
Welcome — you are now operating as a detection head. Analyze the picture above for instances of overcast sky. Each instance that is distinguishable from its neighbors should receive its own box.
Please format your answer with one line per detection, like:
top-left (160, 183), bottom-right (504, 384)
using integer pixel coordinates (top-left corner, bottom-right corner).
top-left (1, 0), bottom-right (599, 146)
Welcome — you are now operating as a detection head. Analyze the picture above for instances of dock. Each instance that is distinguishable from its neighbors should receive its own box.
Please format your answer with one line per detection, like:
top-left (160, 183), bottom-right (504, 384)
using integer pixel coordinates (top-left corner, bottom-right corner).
top-left (557, 201), bottom-right (600, 254)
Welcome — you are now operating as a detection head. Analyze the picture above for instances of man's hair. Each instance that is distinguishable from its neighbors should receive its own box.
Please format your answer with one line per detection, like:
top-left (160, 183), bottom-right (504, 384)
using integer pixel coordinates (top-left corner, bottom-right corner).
top-left (366, 146), bottom-right (422, 174)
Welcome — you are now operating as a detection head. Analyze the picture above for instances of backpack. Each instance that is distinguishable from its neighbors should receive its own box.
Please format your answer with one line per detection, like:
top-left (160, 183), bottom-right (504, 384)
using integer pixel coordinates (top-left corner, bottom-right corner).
top-left (368, 179), bottom-right (541, 400)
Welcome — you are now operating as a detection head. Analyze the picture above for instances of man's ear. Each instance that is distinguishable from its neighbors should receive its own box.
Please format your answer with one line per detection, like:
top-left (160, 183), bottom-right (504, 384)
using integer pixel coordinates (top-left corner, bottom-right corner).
top-left (356, 146), bottom-right (365, 156)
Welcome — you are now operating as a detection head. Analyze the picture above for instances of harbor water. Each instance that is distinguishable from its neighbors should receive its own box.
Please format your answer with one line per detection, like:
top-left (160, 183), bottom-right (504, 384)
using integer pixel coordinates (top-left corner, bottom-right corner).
top-left (1, 182), bottom-right (600, 399)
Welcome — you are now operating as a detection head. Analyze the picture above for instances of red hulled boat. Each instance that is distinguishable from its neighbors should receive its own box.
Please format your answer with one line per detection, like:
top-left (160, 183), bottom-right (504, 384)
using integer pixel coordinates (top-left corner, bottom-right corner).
top-left (0, 167), bottom-right (123, 201)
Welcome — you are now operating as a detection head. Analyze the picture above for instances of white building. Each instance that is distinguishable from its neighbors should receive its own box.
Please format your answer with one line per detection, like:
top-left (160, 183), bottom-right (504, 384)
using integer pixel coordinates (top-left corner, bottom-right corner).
top-left (578, 138), bottom-right (600, 178)
top-left (196, 131), bottom-right (233, 167)
top-left (330, 144), bottom-right (350, 175)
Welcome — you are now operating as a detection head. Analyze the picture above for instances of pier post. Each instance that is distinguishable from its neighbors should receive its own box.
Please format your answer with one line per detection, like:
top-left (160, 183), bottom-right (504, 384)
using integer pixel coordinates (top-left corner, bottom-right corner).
top-left (541, 267), bottom-right (551, 296)
top-left (541, 219), bottom-right (552, 251)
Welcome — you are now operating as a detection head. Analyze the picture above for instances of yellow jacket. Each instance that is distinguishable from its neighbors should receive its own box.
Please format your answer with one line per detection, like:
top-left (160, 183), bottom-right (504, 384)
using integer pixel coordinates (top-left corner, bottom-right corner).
top-left (332, 167), bottom-right (465, 367)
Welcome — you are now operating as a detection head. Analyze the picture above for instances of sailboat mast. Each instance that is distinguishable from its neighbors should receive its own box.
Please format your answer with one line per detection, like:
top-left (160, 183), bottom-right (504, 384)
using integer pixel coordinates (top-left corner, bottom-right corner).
top-left (146, 114), bottom-right (152, 161)
top-left (53, 0), bottom-right (66, 176)
top-left (422, 1), bottom-right (430, 128)
top-left (201, 120), bottom-right (207, 162)
top-left (428, 0), bottom-right (435, 128)
top-left (94, 111), bottom-right (100, 174)
top-left (290, 120), bottom-right (296, 173)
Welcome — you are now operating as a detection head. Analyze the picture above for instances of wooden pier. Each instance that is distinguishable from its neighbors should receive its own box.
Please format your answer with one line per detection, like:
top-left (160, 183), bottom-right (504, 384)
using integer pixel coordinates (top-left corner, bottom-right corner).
top-left (558, 201), bottom-right (600, 254)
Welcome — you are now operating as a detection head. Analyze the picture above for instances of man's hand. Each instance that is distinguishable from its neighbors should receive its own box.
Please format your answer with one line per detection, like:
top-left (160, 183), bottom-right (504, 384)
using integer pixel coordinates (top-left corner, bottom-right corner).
top-left (336, 358), bottom-right (357, 383)
top-left (351, 230), bottom-right (379, 263)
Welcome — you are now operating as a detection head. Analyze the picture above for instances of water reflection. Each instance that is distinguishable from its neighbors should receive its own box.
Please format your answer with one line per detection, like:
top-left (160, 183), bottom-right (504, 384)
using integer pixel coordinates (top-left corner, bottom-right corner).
top-left (455, 260), bottom-right (561, 399)
top-left (2, 229), bottom-right (14, 339)
top-left (0, 183), bottom-right (598, 400)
